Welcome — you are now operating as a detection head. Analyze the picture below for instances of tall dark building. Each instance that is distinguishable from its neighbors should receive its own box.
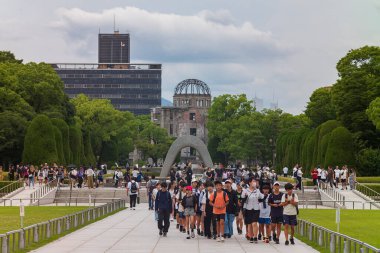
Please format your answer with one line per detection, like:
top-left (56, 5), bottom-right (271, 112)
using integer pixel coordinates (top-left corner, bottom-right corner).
top-left (98, 31), bottom-right (130, 63)
top-left (52, 63), bottom-right (161, 115)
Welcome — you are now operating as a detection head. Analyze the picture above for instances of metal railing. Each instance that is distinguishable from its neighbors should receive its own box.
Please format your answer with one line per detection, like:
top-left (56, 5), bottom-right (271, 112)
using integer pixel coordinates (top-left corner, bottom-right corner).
top-left (29, 179), bottom-right (57, 205)
top-left (355, 183), bottom-right (380, 201)
top-left (0, 199), bottom-right (126, 253)
top-left (296, 219), bottom-right (380, 253)
top-left (298, 200), bottom-right (380, 210)
top-left (1, 197), bottom-right (124, 207)
top-left (319, 182), bottom-right (346, 207)
top-left (0, 181), bottom-right (24, 198)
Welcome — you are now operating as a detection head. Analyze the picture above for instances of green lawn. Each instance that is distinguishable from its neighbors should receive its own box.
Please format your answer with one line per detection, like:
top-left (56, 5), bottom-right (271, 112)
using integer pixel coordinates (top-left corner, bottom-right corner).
top-left (299, 209), bottom-right (380, 248)
top-left (0, 206), bottom-right (88, 233)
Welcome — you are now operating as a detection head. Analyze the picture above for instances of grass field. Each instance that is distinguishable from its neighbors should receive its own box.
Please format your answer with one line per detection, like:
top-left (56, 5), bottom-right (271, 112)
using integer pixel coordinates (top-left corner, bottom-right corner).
top-left (299, 209), bottom-right (380, 248)
top-left (0, 206), bottom-right (88, 233)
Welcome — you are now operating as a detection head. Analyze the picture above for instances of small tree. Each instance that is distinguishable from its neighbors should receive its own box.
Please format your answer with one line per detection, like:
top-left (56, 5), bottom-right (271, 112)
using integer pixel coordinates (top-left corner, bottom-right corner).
top-left (23, 115), bottom-right (58, 165)
top-left (324, 127), bottom-right (356, 167)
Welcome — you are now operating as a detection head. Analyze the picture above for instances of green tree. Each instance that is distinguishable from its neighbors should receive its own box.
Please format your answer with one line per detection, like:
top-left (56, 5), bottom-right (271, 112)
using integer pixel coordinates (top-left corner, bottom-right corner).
top-left (305, 87), bottom-right (336, 126)
top-left (332, 46), bottom-right (380, 146)
top-left (324, 127), bottom-right (356, 167)
top-left (69, 123), bottom-right (83, 166)
top-left (0, 51), bottom-right (22, 64)
top-left (366, 97), bottom-right (380, 130)
top-left (357, 148), bottom-right (380, 176)
top-left (316, 120), bottom-right (341, 165)
top-left (23, 115), bottom-right (58, 165)
top-left (53, 126), bottom-right (65, 164)
top-left (51, 118), bottom-right (71, 164)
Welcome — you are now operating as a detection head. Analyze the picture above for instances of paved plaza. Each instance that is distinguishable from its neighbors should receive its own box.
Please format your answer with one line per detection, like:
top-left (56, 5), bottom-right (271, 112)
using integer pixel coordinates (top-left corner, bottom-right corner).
top-left (32, 203), bottom-right (318, 253)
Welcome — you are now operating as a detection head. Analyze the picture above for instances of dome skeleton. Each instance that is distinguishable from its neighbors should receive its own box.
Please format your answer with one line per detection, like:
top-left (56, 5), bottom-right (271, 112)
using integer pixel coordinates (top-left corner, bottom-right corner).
top-left (174, 79), bottom-right (211, 95)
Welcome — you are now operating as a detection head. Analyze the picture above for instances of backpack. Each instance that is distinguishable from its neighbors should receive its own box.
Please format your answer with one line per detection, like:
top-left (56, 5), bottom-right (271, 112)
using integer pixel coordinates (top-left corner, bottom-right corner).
top-left (130, 182), bottom-right (138, 193)
top-left (293, 169), bottom-right (298, 178)
top-left (157, 190), bottom-right (171, 203)
top-left (285, 193), bottom-right (299, 215)
top-left (148, 180), bottom-right (156, 193)
top-left (212, 191), bottom-right (227, 204)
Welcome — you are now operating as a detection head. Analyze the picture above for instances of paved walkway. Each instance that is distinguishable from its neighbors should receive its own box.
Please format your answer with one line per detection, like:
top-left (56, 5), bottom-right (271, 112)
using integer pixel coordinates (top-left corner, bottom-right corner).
top-left (1, 184), bottom-right (42, 206)
top-left (32, 203), bottom-right (318, 253)
top-left (338, 189), bottom-right (379, 210)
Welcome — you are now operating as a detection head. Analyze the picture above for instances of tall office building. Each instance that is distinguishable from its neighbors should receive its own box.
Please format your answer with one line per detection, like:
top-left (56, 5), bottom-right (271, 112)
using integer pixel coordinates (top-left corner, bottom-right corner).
top-left (98, 31), bottom-right (130, 63)
top-left (53, 63), bottom-right (161, 115)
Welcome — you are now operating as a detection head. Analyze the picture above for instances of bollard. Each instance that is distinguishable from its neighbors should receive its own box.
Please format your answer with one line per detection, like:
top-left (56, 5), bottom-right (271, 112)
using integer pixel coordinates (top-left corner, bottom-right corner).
top-left (330, 234), bottom-right (336, 253)
top-left (2, 236), bottom-right (8, 253)
top-left (308, 225), bottom-right (313, 241)
top-left (57, 220), bottom-right (61, 234)
top-left (318, 229), bottom-right (323, 246)
top-left (343, 239), bottom-right (350, 253)
top-left (34, 226), bottom-right (39, 243)
top-left (87, 211), bottom-right (91, 221)
top-left (92, 209), bottom-right (96, 220)
top-left (74, 214), bottom-right (78, 227)
top-left (300, 222), bottom-right (304, 236)
top-left (360, 247), bottom-right (367, 253)
top-left (66, 217), bottom-right (70, 230)
top-left (46, 223), bottom-right (51, 238)
top-left (81, 213), bottom-right (85, 225)
top-left (19, 230), bottom-right (25, 249)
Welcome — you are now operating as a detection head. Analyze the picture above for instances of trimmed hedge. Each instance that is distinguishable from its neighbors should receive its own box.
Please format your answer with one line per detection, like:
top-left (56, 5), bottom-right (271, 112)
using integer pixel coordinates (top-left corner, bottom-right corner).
top-left (357, 177), bottom-right (380, 183)
top-left (22, 115), bottom-right (58, 165)
top-left (364, 184), bottom-right (380, 193)
top-left (0, 181), bottom-right (13, 189)
top-left (51, 118), bottom-right (71, 164)
top-left (53, 126), bottom-right (65, 165)
top-left (324, 126), bottom-right (355, 167)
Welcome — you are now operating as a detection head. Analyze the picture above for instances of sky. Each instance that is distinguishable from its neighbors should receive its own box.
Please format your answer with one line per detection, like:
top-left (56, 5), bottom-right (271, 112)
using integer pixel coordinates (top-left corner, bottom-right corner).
top-left (1, 0), bottom-right (380, 114)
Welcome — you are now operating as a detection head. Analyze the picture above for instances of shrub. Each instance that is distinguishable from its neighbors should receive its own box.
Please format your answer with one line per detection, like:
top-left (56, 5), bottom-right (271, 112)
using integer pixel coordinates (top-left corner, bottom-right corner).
top-left (357, 148), bottom-right (380, 176)
top-left (83, 132), bottom-right (96, 166)
top-left (317, 120), bottom-right (340, 165)
top-left (22, 114), bottom-right (58, 165)
top-left (69, 125), bottom-right (82, 166)
top-left (53, 126), bottom-right (65, 165)
top-left (324, 127), bottom-right (355, 167)
top-left (51, 118), bottom-right (70, 164)
top-left (363, 184), bottom-right (380, 193)
top-left (356, 177), bottom-right (380, 183)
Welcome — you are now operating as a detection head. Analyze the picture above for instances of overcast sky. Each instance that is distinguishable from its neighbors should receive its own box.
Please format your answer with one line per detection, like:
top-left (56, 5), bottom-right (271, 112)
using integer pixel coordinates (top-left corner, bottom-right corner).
top-left (1, 0), bottom-right (380, 114)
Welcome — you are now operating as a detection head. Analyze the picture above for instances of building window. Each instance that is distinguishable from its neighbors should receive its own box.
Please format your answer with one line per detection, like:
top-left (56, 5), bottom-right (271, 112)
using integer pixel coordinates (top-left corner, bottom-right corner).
top-left (189, 113), bottom-right (196, 121)
top-left (190, 128), bottom-right (196, 136)
top-left (170, 124), bottom-right (173, 135)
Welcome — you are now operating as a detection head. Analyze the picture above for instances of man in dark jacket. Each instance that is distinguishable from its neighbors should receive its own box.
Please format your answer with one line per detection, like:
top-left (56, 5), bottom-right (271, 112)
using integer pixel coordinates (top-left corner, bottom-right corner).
top-left (224, 179), bottom-right (239, 238)
top-left (155, 182), bottom-right (172, 236)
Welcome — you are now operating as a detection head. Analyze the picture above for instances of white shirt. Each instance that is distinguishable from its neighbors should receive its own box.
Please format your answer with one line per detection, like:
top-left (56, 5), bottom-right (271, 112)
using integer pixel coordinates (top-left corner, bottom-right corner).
top-left (341, 169), bottom-right (347, 179)
top-left (334, 169), bottom-right (341, 178)
top-left (132, 170), bottom-right (139, 178)
top-left (283, 167), bottom-right (289, 174)
top-left (281, 193), bottom-right (299, 216)
top-left (85, 169), bottom-right (94, 177)
top-left (297, 170), bottom-right (303, 178)
top-left (259, 196), bottom-right (271, 218)
top-left (317, 168), bottom-right (322, 177)
top-left (127, 181), bottom-right (139, 195)
top-left (242, 188), bottom-right (264, 211)
top-left (321, 170), bottom-right (327, 180)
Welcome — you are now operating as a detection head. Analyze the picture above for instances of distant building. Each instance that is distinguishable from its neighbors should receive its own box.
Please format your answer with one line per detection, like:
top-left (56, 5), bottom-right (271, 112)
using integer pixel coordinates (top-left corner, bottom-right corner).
top-left (151, 79), bottom-right (211, 162)
top-left (254, 96), bottom-right (264, 111)
top-left (98, 32), bottom-right (130, 63)
top-left (52, 63), bottom-right (161, 115)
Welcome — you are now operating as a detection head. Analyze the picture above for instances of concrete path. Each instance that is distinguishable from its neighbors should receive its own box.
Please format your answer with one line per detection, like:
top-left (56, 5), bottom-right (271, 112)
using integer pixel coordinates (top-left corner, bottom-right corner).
top-left (338, 189), bottom-right (379, 210)
top-left (32, 203), bottom-right (318, 253)
top-left (1, 184), bottom-right (42, 206)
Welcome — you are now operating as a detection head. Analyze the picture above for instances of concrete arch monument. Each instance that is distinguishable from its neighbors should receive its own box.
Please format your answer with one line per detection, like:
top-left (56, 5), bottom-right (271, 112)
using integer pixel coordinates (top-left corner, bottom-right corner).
top-left (160, 135), bottom-right (213, 177)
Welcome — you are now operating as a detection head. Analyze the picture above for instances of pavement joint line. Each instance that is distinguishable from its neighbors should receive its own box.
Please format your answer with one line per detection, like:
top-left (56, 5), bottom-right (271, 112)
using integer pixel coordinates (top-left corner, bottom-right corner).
top-left (105, 209), bottom-right (152, 253)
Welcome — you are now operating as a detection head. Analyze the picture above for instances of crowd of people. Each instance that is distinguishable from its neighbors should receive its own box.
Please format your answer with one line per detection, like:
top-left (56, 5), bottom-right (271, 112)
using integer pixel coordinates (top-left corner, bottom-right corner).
top-left (147, 163), bottom-right (299, 245)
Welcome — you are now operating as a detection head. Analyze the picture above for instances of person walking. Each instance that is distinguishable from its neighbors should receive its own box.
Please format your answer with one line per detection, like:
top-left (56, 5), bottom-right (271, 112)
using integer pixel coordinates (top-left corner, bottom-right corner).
top-left (281, 183), bottom-right (299, 246)
top-left (268, 181), bottom-right (283, 244)
top-left (127, 178), bottom-right (140, 210)
top-left (334, 166), bottom-right (341, 189)
top-left (147, 176), bottom-right (158, 210)
top-left (86, 167), bottom-right (95, 189)
top-left (224, 179), bottom-right (238, 238)
top-left (181, 186), bottom-right (197, 239)
top-left (155, 182), bottom-right (172, 237)
top-left (202, 182), bottom-right (217, 239)
top-left (209, 181), bottom-right (229, 242)
top-left (236, 183), bottom-right (244, 235)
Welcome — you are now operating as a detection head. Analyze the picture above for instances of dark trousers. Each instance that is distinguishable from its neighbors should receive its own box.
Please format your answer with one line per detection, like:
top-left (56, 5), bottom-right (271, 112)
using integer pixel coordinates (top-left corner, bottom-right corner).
top-left (130, 194), bottom-right (137, 208)
top-left (204, 211), bottom-right (216, 237)
top-left (158, 209), bottom-right (170, 233)
top-left (148, 192), bottom-right (153, 209)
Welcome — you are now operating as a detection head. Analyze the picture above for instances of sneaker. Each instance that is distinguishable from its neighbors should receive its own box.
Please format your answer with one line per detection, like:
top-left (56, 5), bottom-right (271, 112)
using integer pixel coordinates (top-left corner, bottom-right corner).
top-left (290, 238), bottom-right (295, 245)
top-left (197, 229), bottom-right (200, 235)
top-left (159, 230), bottom-right (163, 236)
top-left (213, 234), bottom-right (217, 240)
top-left (253, 237), bottom-right (258, 244)
top-left (285, 240), bottom-right (289, 246)
top-left (258, 234), bottom-right (262, 240)
top-left (273, 232), bottom-right (277, 241)
top-left (191, 231), bottom-right (195, 238)
top-left (227, 234), bottom-right (231, 238)
top-left (275, 239), bottom-right (280, 244)
top-left (221, 237), bottom-right (225, 242)
top-left (176, 224), bottom-right (180, 229)
top-left (200, 231), bottom-right (204, 236)
top-left (163, 232), bottom-right (167, 237)
top-left (217, 237), bottom-right (221, 242)
top-left (187, 235), bottom-right (191, 239)
top-left (207, 236), bottom-right (212, 239)
top-left (182, 229), bottom-right (186, 233)
top-left (250, 238), bottom-right (254, 243)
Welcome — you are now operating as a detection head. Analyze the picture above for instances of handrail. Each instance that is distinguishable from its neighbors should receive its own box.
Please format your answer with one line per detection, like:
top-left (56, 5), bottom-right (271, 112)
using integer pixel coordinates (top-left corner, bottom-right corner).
top-left (296, 219), bottom-right (380, 253)
top-left (1, 197), bottom-right (125, 207)
top-left (355, 182), bottom-right (380, 200)
top-left (298, 199), bottom-right (380, 210)
top-left (318, 181), bottom-right (346, 207)
top-left (29, 179), bottom-right (57, 205)
top-left (0, 181), bottom-right (24, 197)
top-left (0, 199), bottom-right (126, 253)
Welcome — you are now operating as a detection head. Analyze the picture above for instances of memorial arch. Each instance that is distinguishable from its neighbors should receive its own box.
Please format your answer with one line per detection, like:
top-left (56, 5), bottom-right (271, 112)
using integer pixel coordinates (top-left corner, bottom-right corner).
top-left (160, 135), bottom-right (213, 177)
